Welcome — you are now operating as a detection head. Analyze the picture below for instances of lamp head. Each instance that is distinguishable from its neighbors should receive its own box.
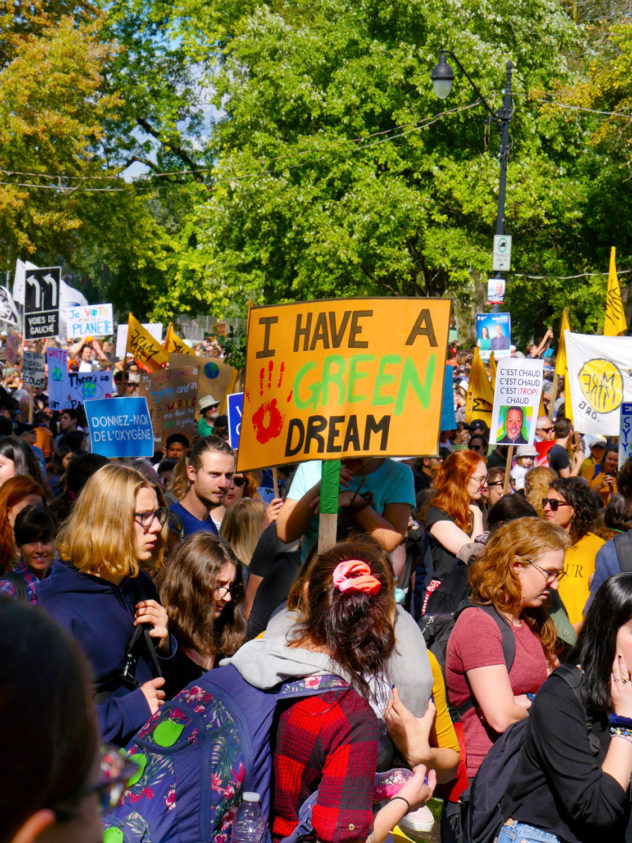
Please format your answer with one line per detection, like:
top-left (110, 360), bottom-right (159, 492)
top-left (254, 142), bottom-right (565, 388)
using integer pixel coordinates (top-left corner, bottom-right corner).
top-left (431, 51), bottom-right (454, 99)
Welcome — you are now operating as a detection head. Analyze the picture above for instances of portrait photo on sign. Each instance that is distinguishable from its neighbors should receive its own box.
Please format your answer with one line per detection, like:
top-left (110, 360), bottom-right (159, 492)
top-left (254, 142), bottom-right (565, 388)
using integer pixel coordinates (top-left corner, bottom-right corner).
top-left (497, 405), bottom-right (533, 445)
top-left (475, 312), bottom-right (511, 361)
top-left (487, 278), bottom-right (505, 305)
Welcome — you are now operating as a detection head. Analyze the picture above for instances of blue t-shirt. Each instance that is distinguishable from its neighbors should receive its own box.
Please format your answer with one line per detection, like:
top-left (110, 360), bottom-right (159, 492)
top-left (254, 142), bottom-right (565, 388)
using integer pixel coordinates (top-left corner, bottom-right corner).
top-left (170, 500), bottom-right (218, 537)
top-left (288, 459), bottom-right (415, 559)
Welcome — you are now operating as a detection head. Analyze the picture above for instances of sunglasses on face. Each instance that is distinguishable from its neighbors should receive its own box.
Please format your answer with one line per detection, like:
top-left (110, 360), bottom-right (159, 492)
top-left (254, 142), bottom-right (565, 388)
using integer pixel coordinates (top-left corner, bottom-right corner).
top-left (232, 475), bottom-right (246, 487)
top-left (542, 498), bottom-right (572, 512)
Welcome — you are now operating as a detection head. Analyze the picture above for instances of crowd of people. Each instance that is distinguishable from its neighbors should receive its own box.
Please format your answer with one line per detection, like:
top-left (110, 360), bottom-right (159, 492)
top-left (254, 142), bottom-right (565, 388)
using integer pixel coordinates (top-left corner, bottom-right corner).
top-left (3, 328), bottom-right (632, 843)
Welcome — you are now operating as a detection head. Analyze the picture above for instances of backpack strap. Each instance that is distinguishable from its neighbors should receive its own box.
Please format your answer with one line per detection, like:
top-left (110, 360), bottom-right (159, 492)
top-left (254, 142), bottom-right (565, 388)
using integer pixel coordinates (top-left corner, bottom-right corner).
top-left (1, 571), bottom-right (29, 602)
top-left (613, 531), bottom-right (632, 573)
top-left (554, 663), bottom-right (599, 755)
top-left (454, 604), bottom-right (516, 719)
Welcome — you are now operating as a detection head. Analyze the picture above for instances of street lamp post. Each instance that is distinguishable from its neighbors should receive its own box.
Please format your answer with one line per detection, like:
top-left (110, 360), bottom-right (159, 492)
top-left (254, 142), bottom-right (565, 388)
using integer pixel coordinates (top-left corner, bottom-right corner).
top-left (431, 50), bottom-right (513, 298)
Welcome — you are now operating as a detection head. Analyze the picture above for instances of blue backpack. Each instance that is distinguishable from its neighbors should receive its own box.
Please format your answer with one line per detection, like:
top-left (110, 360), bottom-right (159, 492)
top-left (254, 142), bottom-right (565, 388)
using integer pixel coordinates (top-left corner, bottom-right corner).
top-left (103, 664), bottom-right (349, 843)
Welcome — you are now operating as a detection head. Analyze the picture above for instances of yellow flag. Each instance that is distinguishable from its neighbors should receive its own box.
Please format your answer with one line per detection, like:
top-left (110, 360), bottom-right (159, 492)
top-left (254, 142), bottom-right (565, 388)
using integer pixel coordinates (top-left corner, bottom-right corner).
top-left (604, 246), bottom-right (627, 336)
top-left (164, 323), bottom-right (196, 355)
top-left (466, 347), bottom-right (494, 426)
top-left (126, 314), bottom-right (169, 372)
top-left (554, 309), bottom-right (571, 378)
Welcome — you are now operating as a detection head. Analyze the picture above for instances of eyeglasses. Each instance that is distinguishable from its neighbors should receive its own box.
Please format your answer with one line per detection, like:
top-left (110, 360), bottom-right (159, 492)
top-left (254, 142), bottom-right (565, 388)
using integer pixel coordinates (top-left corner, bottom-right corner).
top-left (133, 508), bottom-right (168, 529)
top-left (232, 475), bottom-right (246, 487)
top-left (541, 498), bottom-right (573, 512)
top-left (529, 559), bottom-right (567, 583)
top-left (53, 743), bottom-right (140, 818)
top-left (215, 582), bottom-right (242, 599)
top-left (537, 426), bottom-right (554, 433)
top-left (487, 481), bottom-right (503, 487)
top-left (470, 475), bottom-right (488, 487)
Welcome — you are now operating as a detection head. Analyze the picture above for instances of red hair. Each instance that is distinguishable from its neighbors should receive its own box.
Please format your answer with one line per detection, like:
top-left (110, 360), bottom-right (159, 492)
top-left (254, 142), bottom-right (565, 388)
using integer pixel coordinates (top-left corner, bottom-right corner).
top-left (0, 476), bottom-right (46, 571)
top-left (427, 450), bottom-right (486, 531)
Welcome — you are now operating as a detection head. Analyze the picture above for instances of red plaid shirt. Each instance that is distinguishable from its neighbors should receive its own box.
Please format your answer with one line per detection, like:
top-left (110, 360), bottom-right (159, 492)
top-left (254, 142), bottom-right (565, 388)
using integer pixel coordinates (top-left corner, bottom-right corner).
top-left (272, 688), bottom-right (378, 842)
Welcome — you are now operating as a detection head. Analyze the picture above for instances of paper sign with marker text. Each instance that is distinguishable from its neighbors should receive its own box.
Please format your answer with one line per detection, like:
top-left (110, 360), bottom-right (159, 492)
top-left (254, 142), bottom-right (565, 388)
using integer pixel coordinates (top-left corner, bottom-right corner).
top-left (237, 298), bottom-right (451, 471)
top-left (620, 403), bottom-right (632, 467)
top-left (138, 366), bottom-right (198, 446)
top-left (22, 351), bottom-right (46, 389)
top-left (490, 358), bottom-right (544, 446)
top-left (65, 304), bottom-right (113, 339)
top-left (86, 397), bottom-right (154, 458)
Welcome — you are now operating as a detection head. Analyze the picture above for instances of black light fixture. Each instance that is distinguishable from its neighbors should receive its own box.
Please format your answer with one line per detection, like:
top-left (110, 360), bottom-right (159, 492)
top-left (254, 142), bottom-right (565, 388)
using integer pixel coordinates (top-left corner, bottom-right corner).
top-left (430, 51), bottom-right (454, 99)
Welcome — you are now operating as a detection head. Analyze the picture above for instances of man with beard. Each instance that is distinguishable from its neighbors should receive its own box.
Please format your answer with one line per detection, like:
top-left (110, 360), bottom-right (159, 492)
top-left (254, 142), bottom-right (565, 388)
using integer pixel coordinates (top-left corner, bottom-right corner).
top-left (169, 435), bottom-right (235, 536)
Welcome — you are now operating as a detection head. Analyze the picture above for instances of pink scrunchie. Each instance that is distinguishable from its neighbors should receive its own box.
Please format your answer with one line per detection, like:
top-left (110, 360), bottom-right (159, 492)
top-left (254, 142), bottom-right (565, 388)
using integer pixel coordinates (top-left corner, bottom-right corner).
top-left (332, 560), bottom-right (382, 595)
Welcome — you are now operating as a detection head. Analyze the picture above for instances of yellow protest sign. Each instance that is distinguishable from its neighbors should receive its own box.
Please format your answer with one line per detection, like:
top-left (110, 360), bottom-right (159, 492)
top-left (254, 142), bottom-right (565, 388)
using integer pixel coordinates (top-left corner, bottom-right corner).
top-left (237, 298), bottom-right (451, 471)
top-left (164, 323), bottom-right (196, 355)
top-left (126, 314), bottom-right (169, 372)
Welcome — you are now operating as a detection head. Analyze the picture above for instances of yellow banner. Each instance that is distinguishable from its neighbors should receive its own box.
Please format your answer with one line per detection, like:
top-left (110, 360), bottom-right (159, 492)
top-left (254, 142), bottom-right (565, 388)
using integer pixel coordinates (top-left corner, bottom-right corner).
top-left (465, 346), bottom-right (494, 427)
top-left (164, 323), bottom-right (196, 355)
top-left (554, 309), bottom-right (570, 378)
top-left (237, 298), bottom-right (451, 470)
top-left (126, 314), bottom-right (169, 372)
top-left (604, 246), bottom-right (627, 336)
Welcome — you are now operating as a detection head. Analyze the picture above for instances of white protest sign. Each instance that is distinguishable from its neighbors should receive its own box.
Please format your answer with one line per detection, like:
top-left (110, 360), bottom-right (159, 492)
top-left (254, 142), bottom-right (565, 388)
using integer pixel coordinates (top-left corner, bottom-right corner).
top-left (565, 332), bottom-right (632, 436)
top-left (620, 403), bottom-right (632, 467)
top-left (22, 351), bottom-right (46, 389)
top-left (65, 304), bottom-right (113, 338)
top-left (490, 358), bottom-right (544, 446)
top-left (116, 323), bottom-right (163, 359)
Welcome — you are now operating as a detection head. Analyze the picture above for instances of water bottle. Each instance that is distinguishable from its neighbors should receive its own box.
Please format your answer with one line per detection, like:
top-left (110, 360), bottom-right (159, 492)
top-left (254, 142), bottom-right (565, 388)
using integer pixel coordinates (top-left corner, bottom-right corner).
top-left (231, 792), bottom-right (267, 843)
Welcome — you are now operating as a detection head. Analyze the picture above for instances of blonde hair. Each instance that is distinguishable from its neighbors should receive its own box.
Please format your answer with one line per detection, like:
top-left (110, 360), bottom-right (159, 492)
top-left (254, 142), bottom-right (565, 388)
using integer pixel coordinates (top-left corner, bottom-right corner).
top-left (57, 463), bottom-right (168, 579)
top-left (219, 497), bottom-right (268, 566)
top-left (524, 466), bottom-right (556, 517)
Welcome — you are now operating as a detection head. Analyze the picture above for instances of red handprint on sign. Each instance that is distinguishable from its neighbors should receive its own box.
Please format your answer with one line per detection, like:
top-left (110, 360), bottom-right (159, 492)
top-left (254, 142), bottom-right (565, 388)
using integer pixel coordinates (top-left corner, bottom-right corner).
top-left (249, 361), bottom-right (292, 445)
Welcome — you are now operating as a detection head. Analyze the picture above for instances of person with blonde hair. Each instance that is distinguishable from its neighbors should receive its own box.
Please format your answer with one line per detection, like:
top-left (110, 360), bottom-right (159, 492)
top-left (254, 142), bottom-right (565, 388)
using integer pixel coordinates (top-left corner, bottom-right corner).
top-left (220, 497), bottom-right (268, 569)
top-left (159, 533), bottom-right (247, 697)
top-left (36, 463), bottom-right (176, 745)
top-left (524, 465), bottom-right (556, 517)
top-left (443, 517), bottom-right (570, 839)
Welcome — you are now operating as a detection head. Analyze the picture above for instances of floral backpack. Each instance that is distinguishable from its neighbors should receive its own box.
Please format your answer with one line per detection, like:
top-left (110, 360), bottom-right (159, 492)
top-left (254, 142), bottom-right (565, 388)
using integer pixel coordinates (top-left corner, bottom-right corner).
top-left (102, 663), bottom-right (348, 843)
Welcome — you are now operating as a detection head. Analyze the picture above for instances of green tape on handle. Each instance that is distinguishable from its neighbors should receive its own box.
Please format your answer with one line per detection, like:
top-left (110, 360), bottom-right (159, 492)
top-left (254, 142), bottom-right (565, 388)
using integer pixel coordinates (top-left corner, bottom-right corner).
top-left (320, 459), bottom-right (341, 514)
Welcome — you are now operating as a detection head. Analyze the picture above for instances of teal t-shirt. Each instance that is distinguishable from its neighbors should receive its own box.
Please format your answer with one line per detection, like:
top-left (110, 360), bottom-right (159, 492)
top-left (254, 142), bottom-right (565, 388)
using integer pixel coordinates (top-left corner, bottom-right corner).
top-left (288, 459), bottom-right (416, 559)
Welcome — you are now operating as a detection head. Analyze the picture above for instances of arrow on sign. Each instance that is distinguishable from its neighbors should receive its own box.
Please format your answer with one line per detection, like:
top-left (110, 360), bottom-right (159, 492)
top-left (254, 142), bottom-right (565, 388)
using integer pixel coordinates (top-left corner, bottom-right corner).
top-left (43, 273), bottom-right (58, 306)
top-left (26, 276), bottom-right (41, 308)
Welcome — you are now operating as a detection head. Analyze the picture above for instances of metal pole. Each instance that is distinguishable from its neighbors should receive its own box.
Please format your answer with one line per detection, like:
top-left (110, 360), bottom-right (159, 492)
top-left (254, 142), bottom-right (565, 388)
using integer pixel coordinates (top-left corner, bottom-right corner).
top-left (491, 60), bottom-right (513, 313)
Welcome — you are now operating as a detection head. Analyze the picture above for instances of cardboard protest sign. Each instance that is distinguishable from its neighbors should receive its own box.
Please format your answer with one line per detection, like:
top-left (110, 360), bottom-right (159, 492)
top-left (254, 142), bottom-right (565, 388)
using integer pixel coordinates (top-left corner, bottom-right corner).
top-left (22, 351), bottom-right (46, 389)
top-left (475, 312), bottom-right (511, 361)
top-left (490, 358), bottom-right (544, 446)
top-left (65, 304), bottom-right (113, 339)
top-left (126, 314), bottom-right (169, 372)
top-left (237, 298), bottom-right (451, 471)
top-left (164, 323), bottom-right (195, 355)
top-left (565, 332), bottom-right (632, 436)
top-left (138, 366), bottom-right (198, 446)
top-left (227, 392), bottom-right (244, 450)
top-left (86, 397), bottom-right (154, 458)
top-left (620, 403), bottom-right (632, 468)
top-left (116, 322), bottom-right (163, 359)
top-left (169, 353), bottom-right (237, 411)
top-left (6, 328), bottom-right (20, 365)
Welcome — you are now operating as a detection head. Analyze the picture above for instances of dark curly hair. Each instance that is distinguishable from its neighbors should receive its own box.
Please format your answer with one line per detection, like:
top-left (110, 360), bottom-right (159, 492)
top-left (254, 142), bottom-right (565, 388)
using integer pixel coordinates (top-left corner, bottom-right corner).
top-left (549, 477), bottom-right (596, 544)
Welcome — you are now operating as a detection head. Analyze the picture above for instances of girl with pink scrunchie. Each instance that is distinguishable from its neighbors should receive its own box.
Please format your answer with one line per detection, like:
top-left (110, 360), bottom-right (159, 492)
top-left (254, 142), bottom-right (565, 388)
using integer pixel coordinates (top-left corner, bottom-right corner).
top-left (267, 537), bottom-right (436, 843)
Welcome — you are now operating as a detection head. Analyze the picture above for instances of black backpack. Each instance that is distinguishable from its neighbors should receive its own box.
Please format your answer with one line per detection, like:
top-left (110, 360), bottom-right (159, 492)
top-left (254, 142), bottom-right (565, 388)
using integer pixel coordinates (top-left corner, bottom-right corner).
top-left (614, 531), bottom-right (632, 572)
top-left (460, 663), bottom-right (598, 843)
